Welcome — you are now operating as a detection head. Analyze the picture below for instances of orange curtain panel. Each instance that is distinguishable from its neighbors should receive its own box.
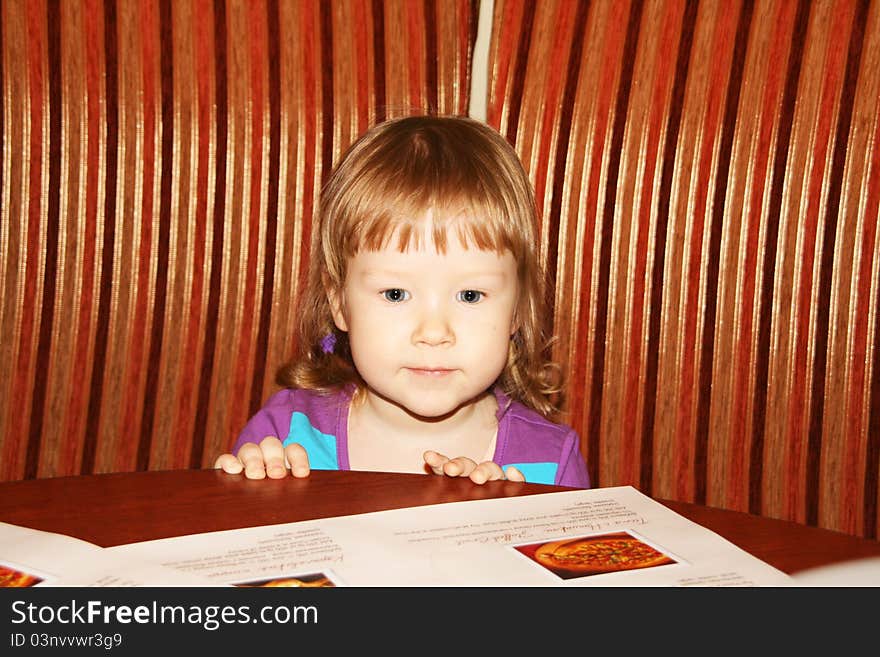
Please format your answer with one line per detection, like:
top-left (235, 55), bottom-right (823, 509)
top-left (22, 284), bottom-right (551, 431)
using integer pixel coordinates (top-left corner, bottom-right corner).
top-left (487, 0), bottom-right (880, 538)
top-left (0, 0), bottom-right (477, 479)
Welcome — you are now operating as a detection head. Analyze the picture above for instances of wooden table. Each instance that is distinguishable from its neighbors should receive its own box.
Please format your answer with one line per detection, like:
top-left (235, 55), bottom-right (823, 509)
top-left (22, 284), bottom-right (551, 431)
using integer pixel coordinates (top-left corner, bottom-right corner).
top-left (1, 468), bottom-right (878, 575)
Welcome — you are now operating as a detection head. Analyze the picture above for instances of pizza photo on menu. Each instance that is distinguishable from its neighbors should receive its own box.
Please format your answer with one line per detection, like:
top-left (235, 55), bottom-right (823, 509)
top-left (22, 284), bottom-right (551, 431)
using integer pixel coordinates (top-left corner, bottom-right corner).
top-left (513, 531), bottom-right (677, 580)
top-left (0, 562), bottom-right (44, 587)
top-left (232, 571), bottom-right (338, 587)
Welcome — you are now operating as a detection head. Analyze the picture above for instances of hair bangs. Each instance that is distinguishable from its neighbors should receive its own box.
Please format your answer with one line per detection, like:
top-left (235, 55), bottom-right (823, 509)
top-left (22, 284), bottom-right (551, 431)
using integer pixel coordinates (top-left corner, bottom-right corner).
top-left (337, 162), bottom-right (524, 258)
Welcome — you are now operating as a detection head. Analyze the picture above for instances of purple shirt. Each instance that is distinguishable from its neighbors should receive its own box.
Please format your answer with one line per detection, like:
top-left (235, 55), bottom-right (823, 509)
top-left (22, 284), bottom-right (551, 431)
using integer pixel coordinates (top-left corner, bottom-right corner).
top-left (234, 386), bottom-right (590, 488)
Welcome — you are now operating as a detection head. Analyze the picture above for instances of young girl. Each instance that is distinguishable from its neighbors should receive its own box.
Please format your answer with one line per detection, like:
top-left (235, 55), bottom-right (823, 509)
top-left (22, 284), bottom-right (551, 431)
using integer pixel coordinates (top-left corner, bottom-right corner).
top-left (214, 115), bottom-right (590, 488)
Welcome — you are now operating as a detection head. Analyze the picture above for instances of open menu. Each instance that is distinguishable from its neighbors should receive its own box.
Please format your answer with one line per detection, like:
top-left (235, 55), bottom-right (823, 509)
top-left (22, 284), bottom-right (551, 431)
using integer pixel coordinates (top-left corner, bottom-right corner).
top-left (1, 485), bottom-right (792, 587)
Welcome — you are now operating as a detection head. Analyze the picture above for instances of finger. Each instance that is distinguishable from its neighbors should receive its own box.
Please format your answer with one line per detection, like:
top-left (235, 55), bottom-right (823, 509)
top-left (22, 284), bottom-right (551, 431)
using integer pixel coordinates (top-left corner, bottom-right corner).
top-left (443, 456), bottom-right (477, 478)
top-left (237, 441), bottom-right (269, 479)
top-left (469, 461), bottom-right (505, 485)
top-left (213, 453), bottom-right (243, 474)
top-left (285, 442), bottom-right (311, 478)
top-left (504, 466), bottom-right (526, 482)
top-left (423, 450), bottom-right (451, 475)
top-left (259, 436), bottom-right (288, 479)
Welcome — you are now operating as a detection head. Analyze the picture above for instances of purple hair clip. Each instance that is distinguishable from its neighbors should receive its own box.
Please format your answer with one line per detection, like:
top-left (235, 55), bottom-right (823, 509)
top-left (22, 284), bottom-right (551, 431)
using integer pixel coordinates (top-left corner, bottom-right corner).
top-left (320, 332), bottom-right (337, 354)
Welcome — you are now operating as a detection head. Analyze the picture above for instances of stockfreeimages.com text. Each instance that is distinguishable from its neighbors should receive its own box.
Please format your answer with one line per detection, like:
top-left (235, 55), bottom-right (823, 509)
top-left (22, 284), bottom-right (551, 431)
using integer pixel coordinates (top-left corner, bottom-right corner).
top-left (10, 599), bottom-right (317, 631)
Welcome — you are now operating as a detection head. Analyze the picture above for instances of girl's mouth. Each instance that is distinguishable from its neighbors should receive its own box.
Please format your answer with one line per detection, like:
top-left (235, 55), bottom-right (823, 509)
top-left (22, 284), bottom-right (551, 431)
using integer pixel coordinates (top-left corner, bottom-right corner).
top-left (407, 368), bottom-right (455, 377)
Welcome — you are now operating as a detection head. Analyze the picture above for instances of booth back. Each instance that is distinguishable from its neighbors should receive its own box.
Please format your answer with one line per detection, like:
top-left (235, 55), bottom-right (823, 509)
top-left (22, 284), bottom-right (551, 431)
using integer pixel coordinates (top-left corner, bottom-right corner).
top-left (0, 0), bottom-right (475, 477)
top-left (2, 0), bottom-right (879, 540)
top-left (487, 0), bottom-right (880, 538)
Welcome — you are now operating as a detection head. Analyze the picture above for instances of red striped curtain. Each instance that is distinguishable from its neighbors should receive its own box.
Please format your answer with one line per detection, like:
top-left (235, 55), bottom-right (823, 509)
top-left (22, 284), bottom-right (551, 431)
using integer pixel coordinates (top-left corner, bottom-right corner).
top-left (0, 0), bottom-right (477, 479)
top-left (488, 0), bottom-right (880, 538)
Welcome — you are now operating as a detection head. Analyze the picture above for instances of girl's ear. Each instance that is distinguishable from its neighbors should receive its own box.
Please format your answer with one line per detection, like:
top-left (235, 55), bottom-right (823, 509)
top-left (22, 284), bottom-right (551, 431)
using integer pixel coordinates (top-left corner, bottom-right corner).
top-left (323, 273), bottom-right (349, 332)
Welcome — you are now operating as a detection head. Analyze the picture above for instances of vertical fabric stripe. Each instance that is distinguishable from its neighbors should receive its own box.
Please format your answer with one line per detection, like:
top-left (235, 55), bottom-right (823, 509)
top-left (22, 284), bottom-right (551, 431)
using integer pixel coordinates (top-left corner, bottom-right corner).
top-left (26, 0), bottom-right (62, 478)
top-left (372, 0), bottom-right (387, 122)
top-left (544, 0), bottom-right (590, 336)
top-left (320, 1), bottom-right (333, 182)
top-left (0, 3), bottom-right (7, 475)
top-left (81, 0), bottom-right (117, 475)
top-left (0, 1), bottom-right (4, 243)
top-left (694, 0), bottom-right (754, 505)
top-left (2, 0), bottom-right (27, 479)
top-left (805, 0), bottom-right (869, 526)
top-left (136, 0), bottom-right (172, 472)
top-left (502, 0), bottom-right (535, 145)
top-left (749, 0), bottom-right (809, 515)
top-left (868, 126), bottom-right (880, 534)
top-left (423, 0), bottom-right (438, 112)
top-left (591, 0), bottom-right (643, 487)
top-left (858, 0), bottom-right (880, 539)
top-left (248, 0), bottom-right (281, 420)
top-left (613, 0), bottom-right (683, 487)
top-left (174, 0), bottom-right (209, 470)
top-left (640, 0), bottom-right (698, 493)
top-left (192, 0), bottom-right (227, 470)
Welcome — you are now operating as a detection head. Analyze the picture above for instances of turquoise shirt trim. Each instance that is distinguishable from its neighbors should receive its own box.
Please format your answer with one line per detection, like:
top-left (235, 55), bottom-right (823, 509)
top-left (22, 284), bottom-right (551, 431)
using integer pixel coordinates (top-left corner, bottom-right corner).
top-left (281, 409), bottom-right (557, 484)
top-left (505, 462), bottom-right (557, 485)
top-left (283, 412), bottom-right (339, 470)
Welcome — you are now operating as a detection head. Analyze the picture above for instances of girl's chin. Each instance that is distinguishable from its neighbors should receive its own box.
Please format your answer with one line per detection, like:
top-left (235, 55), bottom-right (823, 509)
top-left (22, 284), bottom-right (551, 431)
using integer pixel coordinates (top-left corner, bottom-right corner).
top-left (401, 401), bottom-right (465, 421)
top-left (364, 383), bottom-right (494, 422)
top-left (377, 390), bottom-right (468, 421)
top-left (399, 391), bottom-right (495, 423)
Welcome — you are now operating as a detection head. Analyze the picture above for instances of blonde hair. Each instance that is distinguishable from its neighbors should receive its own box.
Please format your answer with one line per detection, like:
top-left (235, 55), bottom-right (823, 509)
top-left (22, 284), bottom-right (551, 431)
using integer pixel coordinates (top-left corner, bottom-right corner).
top-left (278, 115), bottom-right (562, 417)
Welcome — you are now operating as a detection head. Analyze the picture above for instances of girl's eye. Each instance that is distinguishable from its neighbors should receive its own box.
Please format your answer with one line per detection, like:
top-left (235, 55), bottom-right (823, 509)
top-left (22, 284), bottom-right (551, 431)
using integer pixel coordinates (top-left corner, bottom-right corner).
top-left (382, 288), bottom-right (410, 303)
top-left (456, 290), bottom-right (483, 304)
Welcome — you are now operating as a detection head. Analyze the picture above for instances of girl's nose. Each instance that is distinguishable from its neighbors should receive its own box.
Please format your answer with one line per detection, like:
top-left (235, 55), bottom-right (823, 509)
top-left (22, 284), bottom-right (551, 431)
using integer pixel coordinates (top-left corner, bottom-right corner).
top-left (412, 307), bottom-right (455, 347)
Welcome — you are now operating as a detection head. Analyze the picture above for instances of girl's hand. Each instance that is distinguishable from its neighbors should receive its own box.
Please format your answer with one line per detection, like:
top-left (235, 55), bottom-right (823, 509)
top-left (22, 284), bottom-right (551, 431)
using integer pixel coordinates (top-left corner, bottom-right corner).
top-left (213, 436), bottom-right (311, 480)
top-left (423, 450), bottom-right (525, 485)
